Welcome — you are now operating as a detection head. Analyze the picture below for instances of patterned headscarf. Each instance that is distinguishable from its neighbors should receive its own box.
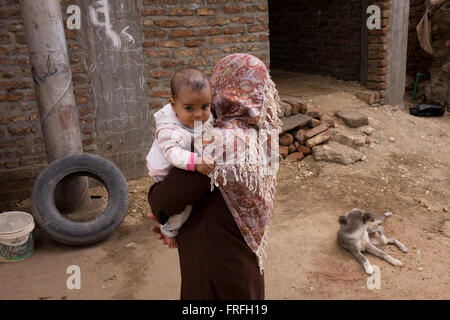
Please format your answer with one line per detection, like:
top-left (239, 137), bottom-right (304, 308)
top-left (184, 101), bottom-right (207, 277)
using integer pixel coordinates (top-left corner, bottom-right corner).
top-left (197, 54), bottom-right (282, 273)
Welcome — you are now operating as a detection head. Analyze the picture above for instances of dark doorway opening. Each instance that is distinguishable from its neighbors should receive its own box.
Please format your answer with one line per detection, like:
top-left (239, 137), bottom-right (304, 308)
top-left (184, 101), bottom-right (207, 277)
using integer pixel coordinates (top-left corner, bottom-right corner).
top-left (268, 0), bottom-right (366, 83)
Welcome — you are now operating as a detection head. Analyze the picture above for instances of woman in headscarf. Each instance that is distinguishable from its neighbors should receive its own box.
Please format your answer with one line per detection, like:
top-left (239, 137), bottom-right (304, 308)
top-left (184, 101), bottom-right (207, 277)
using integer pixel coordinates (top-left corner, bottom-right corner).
top-left (147, 53), bottom-right (282, 299)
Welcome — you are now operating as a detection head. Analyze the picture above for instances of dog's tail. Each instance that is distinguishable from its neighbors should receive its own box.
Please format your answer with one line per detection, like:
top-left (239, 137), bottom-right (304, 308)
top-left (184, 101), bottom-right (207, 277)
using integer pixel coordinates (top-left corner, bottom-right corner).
top-left (374, 212), bottom-right (393, 224)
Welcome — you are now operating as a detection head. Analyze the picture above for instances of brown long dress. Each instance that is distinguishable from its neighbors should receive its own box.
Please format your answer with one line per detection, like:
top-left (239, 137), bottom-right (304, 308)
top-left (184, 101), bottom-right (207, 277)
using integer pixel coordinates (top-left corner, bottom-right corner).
top-left (147, 167), bottom-right (264, 300)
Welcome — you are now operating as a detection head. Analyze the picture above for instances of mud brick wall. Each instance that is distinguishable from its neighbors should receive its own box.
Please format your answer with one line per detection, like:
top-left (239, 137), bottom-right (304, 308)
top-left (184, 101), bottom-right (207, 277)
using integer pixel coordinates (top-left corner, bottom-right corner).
top-left (268, 0), bottom-right (363, 81)
top-left (0, 0), bottom-right (271, 203)
top-left (143, 0), bottom-right (270, 109)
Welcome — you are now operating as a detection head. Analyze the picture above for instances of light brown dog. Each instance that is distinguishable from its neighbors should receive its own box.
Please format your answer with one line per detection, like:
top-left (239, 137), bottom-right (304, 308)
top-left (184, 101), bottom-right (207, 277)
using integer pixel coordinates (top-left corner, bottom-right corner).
top-left (337, 208), bottom-right (408, 274)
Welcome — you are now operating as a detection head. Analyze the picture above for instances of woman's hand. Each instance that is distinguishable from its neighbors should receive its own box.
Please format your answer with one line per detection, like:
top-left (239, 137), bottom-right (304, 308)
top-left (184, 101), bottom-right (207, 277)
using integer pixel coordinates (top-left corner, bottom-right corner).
top-left (147, 212), bottom-right (168, 246)
top-left (195, 155), bottom-right (215, 175)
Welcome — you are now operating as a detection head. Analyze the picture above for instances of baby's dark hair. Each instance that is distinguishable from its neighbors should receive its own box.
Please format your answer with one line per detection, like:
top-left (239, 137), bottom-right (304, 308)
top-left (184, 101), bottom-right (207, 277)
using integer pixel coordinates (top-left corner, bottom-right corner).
top-left (170, 67), bottom-right (210, 99)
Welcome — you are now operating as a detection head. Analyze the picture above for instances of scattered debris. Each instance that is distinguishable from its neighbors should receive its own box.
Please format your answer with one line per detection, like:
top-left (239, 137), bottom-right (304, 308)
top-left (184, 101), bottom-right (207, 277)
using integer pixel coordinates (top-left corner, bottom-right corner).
top-left (360, 126), bottom-right (375, 136)
top-left (356, 89), bottom-right (380, 105)
top-left (417, 249), bottom-right (424, 271)
top-left (335, 111), bottom-right (369, 128)
top-left (280, 133), bottom-right (294, 146)
top-left (287, 152), bottom-right (304, 162)
top-left (312, 141), bottom-right (363, 165)
top-left (320, 114), bottom-right (336, 127)
top-left (304, 125), bottom-right (328, 140)
top-left (278, 103), bottom-right (372, 165)
top-left (307, 106), bottom-right (325, 119)
top-left (334, 133), bottom-right (366, 149)
top-left (283, 99), bottom-right (308, 114)
top-left (280, 113), bottom-right (312, 132)
top-left (306, 131), bottom-right (331, 148)
top-left (279, 101), bottom-right (293, 117)
top-left (297, 144), bottom-right (311, 156)
top-left (311, 118), bottom-right (321, 127)
top-left (104, 275), bottom-right (117, 282)
top-left (439, 219), bottom-right (450, 238)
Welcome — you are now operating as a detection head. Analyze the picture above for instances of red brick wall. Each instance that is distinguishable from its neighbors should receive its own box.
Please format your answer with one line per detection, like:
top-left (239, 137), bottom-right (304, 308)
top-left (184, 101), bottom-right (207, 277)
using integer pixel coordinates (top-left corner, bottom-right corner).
top-left (0, 0), bottom-right (271, 203)
top-left (268, 0), bottom-right (363, 81)
top-left (0, 0), bottom-right (45, 170)
top-left (143, 0), bottom-right (270, 109)
top-left (0, 0), bottom-right (93, 171)
top-left (367, 0), bottom-right (390, 103)
top-left (0, 0), bottom-right (96, 203)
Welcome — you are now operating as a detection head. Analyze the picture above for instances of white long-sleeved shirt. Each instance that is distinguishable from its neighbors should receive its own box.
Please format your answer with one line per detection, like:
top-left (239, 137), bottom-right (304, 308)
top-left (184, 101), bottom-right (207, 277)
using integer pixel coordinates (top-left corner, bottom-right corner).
top-left (146, 103), bottom-right (213, 178)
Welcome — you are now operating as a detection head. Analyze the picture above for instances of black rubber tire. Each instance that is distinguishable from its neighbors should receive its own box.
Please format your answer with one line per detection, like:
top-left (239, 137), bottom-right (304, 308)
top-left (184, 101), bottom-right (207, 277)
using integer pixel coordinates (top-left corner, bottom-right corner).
top-left (31, 153), bottom-right (129, 246)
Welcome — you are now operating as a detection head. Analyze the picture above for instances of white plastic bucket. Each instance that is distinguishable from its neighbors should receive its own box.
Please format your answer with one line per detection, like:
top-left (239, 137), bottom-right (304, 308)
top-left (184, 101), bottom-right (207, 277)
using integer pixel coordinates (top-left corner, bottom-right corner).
top-left (0, 211), bottom-right (35, 262)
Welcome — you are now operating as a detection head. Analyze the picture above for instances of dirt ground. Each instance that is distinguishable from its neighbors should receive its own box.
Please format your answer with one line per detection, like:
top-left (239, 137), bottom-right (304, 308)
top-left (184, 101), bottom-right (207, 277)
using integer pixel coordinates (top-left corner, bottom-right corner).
top-left (1, 72), bottom-right (449, 300)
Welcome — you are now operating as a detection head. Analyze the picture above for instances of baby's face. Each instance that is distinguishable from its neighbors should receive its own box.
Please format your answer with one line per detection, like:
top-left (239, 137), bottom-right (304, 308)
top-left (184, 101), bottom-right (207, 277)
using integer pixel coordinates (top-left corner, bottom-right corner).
top-left (170, 85), bottom-right (212, 128)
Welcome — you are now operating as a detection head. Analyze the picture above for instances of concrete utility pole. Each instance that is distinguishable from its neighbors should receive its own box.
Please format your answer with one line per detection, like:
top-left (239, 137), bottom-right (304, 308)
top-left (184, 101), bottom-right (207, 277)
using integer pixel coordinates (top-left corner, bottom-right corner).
top-left (20, 0), bottom-right (90, 211)
top-left (386, 0), bottom-right (410, 108)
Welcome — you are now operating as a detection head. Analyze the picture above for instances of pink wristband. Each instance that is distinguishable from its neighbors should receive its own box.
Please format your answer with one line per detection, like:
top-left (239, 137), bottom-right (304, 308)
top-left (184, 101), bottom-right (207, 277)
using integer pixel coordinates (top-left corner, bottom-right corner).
top-left (187, 152), bottom-right (196, 171)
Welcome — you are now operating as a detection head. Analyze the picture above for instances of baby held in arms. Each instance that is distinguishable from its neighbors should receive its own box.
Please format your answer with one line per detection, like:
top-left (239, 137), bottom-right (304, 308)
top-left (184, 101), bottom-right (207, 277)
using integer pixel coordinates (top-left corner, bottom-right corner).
top-left (146, 68), bottom-right (215, 248)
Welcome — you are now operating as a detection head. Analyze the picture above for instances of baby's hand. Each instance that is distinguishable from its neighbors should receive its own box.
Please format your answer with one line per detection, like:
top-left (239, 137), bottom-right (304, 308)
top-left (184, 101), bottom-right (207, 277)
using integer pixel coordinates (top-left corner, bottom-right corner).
top-left (195, 156), bottom-right (215, 175)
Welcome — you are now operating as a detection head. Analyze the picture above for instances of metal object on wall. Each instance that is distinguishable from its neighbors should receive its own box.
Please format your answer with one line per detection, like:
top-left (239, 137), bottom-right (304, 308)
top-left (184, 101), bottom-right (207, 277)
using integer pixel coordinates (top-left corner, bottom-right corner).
top-left (77, 0), bottom-right (153, 180)
top-left (20, 0), bottom-right (89, 210)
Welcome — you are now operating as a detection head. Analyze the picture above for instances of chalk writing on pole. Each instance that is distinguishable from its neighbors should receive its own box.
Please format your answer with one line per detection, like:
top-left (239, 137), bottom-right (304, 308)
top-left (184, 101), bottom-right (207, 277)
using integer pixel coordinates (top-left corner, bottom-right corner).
top-left (89, 0), bottom-right (121, 49)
